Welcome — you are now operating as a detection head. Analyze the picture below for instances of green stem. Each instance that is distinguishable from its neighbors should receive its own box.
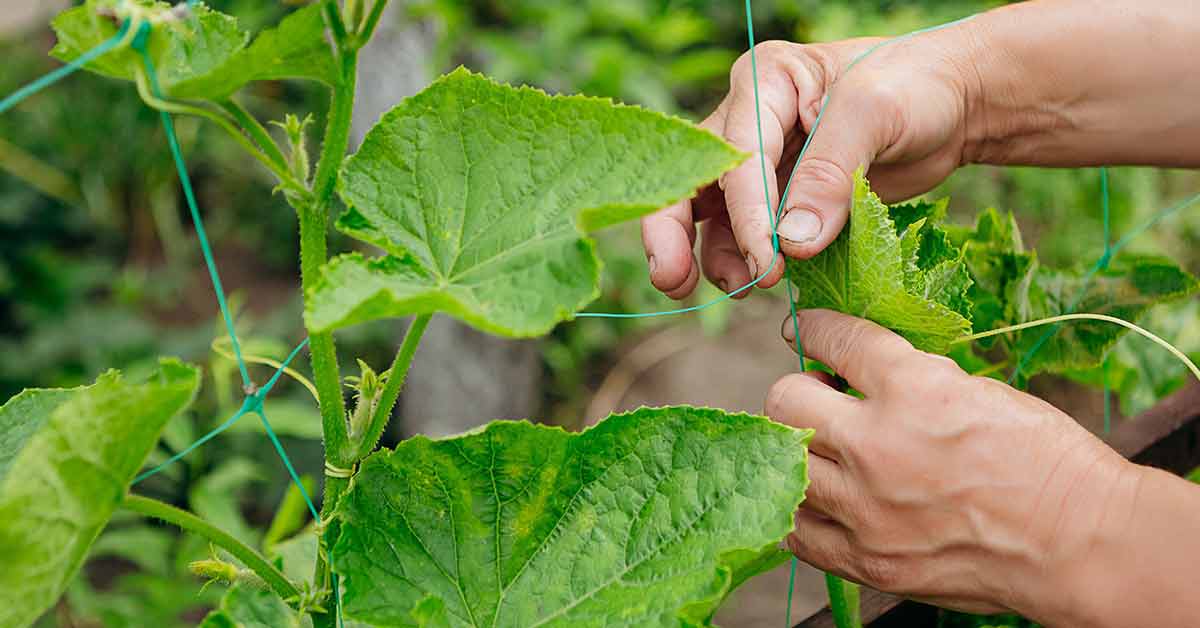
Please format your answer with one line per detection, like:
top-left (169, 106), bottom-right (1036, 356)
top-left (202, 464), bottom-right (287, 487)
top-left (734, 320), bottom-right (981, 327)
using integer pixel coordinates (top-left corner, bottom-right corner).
top-left (133, 69), bottom-right (304, 195)
top-left (0, 135), bottom-right (84, 207)
top-left (122, 494), bottom-right (299, 602)
top-left (219, 99), bottom-right (291, 177)
top-left (305, 47), bottom-right (360, 471)
top-left (825, 573), bottom-right (861, 628)
top-left (323, 0), bottom-right (349, 47)
top-left (300, 31), bottom-right (360, 628)
top-left (356, 0), bottom-right (392, 46)
top-left (352, 313), bottom-right (431, 460)
top-left (344, 0), bottom-right (362, 32)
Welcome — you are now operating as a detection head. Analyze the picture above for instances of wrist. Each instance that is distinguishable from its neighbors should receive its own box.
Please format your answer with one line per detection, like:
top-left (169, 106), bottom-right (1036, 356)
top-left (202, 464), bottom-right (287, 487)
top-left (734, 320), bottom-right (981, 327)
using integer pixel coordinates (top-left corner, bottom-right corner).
top-left (954, 4), bottom-right (1075, 168)
top-left (1029, 458), bottom-right (1143, 627)
top-left (1000, 449), bottom-right (1141, 627)
top-left (954, 0), bottom-right (1200, 168)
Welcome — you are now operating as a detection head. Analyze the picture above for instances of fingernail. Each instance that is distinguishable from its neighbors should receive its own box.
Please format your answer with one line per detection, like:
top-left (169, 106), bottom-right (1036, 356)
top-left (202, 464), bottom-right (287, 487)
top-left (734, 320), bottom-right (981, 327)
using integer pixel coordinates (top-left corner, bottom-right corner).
top-left (648, 255), bottom-right (658, 277)
top-left (781, 319), bottom-right (795, 341)
top-left (717, 278), bottom-right (730, 293)
top-left (746, 255), bottom-right (759, 279)
top-left (777, 209), bottom-right (822, 244)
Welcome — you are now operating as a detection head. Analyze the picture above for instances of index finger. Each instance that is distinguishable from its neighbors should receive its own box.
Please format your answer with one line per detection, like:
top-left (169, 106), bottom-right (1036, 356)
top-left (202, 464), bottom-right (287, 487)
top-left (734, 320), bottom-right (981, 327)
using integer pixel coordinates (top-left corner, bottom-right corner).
top-left (718, 47), bottom-right (801, 288)
top-left (640, 103), bottom-right (728, 299)
top-left (780, 309), bottom-right (917, 397)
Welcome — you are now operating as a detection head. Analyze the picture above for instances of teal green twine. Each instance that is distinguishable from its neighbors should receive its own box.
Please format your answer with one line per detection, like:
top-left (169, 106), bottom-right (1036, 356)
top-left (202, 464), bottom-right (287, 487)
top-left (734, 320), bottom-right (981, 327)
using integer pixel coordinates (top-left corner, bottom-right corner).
top-left (784, 553), bottom-right (799, 626)
top-left (0, 20), bottom-right (132, 115)
top-left (256, 405), bottom-right (320, 520)
top-left (133, 338), bottom-right (310, 485)
top-left (134, 32), bottom-right (253, 390)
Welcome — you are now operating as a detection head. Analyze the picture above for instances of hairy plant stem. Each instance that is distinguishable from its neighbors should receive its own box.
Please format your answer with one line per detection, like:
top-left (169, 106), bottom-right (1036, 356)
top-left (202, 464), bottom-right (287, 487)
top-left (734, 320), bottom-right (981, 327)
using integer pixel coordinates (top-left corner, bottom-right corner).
top-left (352, 313), bottom-right (431, 459)
top-left (122, 494), bottom-right (299, 602)
top-left (357, 0), bottom-right (391, 45)
top-left (305, 49), bottom-right (359, 473)
top-left (826, 573), bottom-right (862, 628)
top-left (300, 10), bottom-right (361, 623)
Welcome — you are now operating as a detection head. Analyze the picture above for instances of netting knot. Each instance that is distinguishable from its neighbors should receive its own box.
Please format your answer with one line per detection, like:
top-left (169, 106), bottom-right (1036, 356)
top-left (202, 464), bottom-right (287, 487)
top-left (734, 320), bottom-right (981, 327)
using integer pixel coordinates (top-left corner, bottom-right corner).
top-left (239, 392), bottom-right (264, 416)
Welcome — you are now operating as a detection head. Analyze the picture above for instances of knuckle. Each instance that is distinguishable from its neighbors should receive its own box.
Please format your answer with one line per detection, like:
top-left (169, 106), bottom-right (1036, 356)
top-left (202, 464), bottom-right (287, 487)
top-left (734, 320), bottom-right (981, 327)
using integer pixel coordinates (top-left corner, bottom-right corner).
top-left (733, 41), bottom-right (796, 90)
top-left (858, 555), bottom-right (904, 591)
top-left (907, 353), bottom-right (966, 394)
top-left (926, 356), bottom-right (965, 385)
top-left (832, 318), bottom-right (871, 366)
top-left (764, 375), bottom-right (799, 418)
top-left (784, 530), bottom-right (805, 557)
top-left (857, 77), bottom-right (907, 115)
top-left (795, 155), bottom-right (852, 195)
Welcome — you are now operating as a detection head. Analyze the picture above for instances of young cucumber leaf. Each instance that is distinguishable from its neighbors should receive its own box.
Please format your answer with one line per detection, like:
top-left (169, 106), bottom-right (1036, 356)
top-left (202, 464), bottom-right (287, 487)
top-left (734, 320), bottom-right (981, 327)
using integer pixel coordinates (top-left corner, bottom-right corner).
top-left (199, 583), bottom-right (309, 628)
top-left (51, 1), bottom-right (335, 101)
top-left (1007, 256), bottom-right (1199, 375)
top-left (305, 68), bottom-right (743, 337)
top-left (0, 359), bottom-right (199, 628)
top-left (787, 170), bottom-right (973, 353)
top-left (330, 407), bottom-right (811, 627)
top-left (954, 210), bottom-right (1199, 378)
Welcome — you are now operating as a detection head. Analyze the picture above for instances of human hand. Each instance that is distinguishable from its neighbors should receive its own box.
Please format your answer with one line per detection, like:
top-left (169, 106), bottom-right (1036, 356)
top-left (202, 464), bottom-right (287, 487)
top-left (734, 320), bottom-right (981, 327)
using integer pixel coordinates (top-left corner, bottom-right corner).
top-left (640, 26), bottom-right (981, 299)
top-left (767, 309), bottom-right (1141, 621)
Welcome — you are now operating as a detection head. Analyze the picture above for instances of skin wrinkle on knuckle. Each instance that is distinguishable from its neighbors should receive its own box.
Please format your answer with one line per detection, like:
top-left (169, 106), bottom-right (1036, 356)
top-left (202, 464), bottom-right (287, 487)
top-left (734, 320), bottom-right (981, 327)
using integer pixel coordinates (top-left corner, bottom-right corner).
top-left (794, 154), bottom-right (852, 198)
top-left (859, 555), bottom-right (904, 592)
top-left (825, 317), bottom-right (872, 374)
top-left (764, 375), bottom-right (799, 420)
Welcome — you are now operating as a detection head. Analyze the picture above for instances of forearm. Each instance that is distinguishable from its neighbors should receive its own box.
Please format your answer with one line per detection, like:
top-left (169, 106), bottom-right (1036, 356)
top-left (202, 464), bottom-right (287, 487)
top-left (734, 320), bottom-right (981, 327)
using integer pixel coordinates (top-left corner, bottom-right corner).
top-left (1028, 463), bottom-right (1200, 627)
top-left (962, 0), bottom-right (1200, 168)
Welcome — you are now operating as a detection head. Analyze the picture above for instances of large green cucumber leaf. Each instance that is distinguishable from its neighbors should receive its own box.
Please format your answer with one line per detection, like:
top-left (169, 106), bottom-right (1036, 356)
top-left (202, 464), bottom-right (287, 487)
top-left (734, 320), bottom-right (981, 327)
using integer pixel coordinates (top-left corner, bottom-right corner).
top-left (787, 170), bottom-right (972, 353)
top-left (51, 1), bottom-right (334, 101)
top-left (305, 68), bottom-right (743, 337)
top-left (0, 358), bottom-right (199, 628)
top-left (330, 407), bottom-right (811, 627)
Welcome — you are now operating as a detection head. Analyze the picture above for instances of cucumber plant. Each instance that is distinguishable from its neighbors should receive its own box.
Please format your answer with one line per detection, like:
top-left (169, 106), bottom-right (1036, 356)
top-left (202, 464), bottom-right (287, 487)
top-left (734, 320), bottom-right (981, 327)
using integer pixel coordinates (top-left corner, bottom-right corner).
top-left (2, 2), bottom-right (812, 627)
top-left (3, 2), bottom-right (1196, 628)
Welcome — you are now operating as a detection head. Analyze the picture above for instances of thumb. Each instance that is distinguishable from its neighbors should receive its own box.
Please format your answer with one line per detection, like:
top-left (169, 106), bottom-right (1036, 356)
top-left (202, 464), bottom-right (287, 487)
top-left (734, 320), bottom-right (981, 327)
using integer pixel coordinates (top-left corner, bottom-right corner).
top-left (775, 94), bottom-right (885, 259)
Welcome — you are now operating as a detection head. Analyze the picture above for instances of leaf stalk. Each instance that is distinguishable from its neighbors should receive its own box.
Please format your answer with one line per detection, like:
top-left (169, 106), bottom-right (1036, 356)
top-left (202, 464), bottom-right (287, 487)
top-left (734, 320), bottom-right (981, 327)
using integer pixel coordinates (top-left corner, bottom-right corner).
top-left (122, 494), bottom-right (300, 603)
top-left (352, 313), bottom-right (431, 460)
